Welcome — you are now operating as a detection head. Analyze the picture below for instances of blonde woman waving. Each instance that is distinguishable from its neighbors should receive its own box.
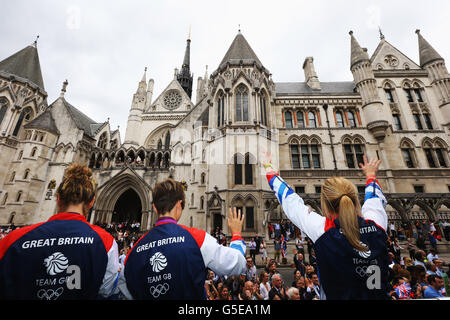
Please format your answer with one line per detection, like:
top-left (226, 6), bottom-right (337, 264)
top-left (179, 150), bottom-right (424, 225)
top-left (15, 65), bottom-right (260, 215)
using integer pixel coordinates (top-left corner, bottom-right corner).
top-left (264, 155), bottom-right (389, 300)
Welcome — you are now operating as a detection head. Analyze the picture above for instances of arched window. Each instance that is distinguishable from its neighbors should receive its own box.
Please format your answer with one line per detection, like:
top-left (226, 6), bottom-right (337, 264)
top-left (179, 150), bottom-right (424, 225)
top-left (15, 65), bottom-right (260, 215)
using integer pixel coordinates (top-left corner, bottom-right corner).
top-left (343, 138), bottom-right (365, 168)
top-left (244, 153), bottom-right (254, 185)
top-left (1, 193), bottom-right (8, 206)
top-left (30, 147), bottom-right (37, 157)
top-left (335, 111), bottom-right (344, 128)
top-left (235, 85), bottom-right (248, 122)
top-left (191, 193), bottom-right (194, 206)
top-left (284, 111), bottom-right (293, 128)
top-left (384, 87), bottom-right (395, 103)
top-left (423, 113), bottom-right (433, 130)
top-left (110, 139), bottom-right (118, 150)
top-left (16, 191), bottom-right (23, 202)
top-left (217, 92), bottom-right (225, 127)
top-left (293, 138), bottom-right (322, 169)
top-left (200, 196), bottom-right (204, 210)
top-left (164, 131), bottom-right (171, 149)
top-left (8, 212), bottom-right (15, 224)
top-left (296, 111), bottom-right (305, 128)
top-left (97, 132), bottom-right (108, 149)
top-left (260, 93), bottom-right (267, 126)
top-left (234, 153), bottom-right (244, 185)
top-left (401, 140), bottom-right (416, 168)
top-left (201, 172), bottom-right (206, 185)
top-left (423, 140), bottom-right (449, 168)
top-left (9, 171), bottom-right (15, 183)
top-left (392, 113), bottom-right (403, 130)
top-left (17, 150), bottom-right (23, 161)
top-left (13, 107), bottom-right (33, 137)
top-left (412, 113), bottom-right (423, 130)
top-left (245, 198), bottom-right (255, 230)
top-left (423, 142), bottom-right (436, 168)
top-left (23, 169), bottom-right (30, 180)
top-left (308, 111), bottom-right (317, 128)
top-left (0, 97), bottom-right (9, 126)
top-left (413, 88), bottom-right (424, 102)
top-left (157, 139), bottom-right (162, 150)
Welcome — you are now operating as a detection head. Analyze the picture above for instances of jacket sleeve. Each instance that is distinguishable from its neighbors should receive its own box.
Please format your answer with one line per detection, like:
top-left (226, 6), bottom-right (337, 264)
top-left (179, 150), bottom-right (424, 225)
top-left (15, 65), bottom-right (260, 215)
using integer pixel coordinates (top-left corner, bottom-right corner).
top-left (266, 170), bottom-right (326, 242)
top-left (361, 176), bottom-right (388, 231)
top-left (97, 240), bottom-right (121, 298)
top-left (200, 232), bottom-right (247, 277)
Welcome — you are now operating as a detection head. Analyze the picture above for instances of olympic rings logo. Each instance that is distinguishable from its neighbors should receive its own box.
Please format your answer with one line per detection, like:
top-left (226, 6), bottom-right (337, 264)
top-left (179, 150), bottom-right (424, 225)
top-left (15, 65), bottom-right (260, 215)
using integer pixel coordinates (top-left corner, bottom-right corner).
top-left (356, 266), bottom-right (369, 278)
top-left (149, 283), bottom-right (169, 298)
top-left (37, 287), bottom-right (64, 300)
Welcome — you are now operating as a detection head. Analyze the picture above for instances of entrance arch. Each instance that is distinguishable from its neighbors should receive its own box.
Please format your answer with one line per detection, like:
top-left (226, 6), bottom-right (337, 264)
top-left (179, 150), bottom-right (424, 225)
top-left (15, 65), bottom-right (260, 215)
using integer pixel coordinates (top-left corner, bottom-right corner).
top-left (93, 169), bottom-right (152, 230)
top-left (112, 188), bottom-right (142, 223)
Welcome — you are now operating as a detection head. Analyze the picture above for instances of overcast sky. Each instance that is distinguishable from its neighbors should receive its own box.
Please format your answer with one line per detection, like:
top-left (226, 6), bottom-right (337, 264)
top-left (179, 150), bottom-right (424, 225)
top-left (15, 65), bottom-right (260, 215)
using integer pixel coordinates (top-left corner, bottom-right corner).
top-left (2, 0), bottom-right (449, 139)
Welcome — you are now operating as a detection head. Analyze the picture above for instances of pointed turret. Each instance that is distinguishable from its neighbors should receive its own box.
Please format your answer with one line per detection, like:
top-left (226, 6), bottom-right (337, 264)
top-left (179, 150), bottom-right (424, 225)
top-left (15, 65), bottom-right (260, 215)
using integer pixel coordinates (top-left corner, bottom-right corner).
top-left (416, 29), bottom-right (444, 68)
top-left (349, 31), bottom-right (370, 70)
top-left (415, 30), bottom-right (450, 124)
top-left (349, 31), bottom-right (388, 141)
top-left (124, 68), bottom-right (148, 147)
top-left (177, 32), bottom-right (193, 99)
top-left (0, 43), bottom-right (45, 91)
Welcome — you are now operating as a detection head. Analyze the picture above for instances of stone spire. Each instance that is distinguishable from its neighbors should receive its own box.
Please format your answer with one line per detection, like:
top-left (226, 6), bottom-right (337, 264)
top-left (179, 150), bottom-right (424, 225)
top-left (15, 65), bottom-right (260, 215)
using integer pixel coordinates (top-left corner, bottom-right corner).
top-left (349, 31), bottom-right (370, 70)
top-left (177, 30), bottom-right (193, 99)
top-left (416, 29), bottom-right (444, 68)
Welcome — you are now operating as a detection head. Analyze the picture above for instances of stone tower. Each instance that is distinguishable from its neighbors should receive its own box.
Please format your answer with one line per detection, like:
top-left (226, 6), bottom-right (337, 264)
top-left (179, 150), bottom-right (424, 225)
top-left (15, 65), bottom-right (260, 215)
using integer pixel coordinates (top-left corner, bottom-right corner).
top-left (416, 30), bottom-right (450, 126)
top-left (349, 31), bottom-right (389, 141)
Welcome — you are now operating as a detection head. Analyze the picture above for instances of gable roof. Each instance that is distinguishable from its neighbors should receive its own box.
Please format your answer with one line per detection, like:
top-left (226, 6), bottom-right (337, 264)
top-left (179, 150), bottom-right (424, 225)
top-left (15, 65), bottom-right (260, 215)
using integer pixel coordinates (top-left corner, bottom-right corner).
top-left (0, 45), bottom-right (45, 90)
top-left (370, 39), bottom-right (420, 70)
top-left (24, 109), bottom-right (59, 135)
top-left (49, 97), bottom-right (102, 138)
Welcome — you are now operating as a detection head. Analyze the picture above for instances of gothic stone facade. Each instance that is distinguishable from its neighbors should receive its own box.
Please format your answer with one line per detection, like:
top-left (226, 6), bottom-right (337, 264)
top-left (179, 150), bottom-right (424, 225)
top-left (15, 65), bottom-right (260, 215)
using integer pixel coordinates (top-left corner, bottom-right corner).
top-left (0, 30), bottom-right (449, 238)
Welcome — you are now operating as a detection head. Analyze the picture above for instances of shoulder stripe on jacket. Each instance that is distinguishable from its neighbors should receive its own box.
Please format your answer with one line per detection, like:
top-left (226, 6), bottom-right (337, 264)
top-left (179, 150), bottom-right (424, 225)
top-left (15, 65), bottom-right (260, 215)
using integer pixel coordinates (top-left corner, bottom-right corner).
top-left (0, 222), bottom-right (45, 261)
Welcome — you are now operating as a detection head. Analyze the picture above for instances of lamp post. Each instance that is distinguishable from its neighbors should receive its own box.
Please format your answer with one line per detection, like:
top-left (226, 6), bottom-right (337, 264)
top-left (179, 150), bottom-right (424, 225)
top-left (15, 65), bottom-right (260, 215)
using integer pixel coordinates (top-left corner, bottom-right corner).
top-left (323, 104), bottom-right (337, 170)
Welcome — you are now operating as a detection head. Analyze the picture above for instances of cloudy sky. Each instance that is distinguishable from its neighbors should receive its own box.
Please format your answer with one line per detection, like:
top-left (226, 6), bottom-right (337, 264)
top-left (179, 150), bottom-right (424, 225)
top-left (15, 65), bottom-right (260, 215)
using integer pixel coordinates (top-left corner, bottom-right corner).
top-left (2, 0), bottom-right (449, 139)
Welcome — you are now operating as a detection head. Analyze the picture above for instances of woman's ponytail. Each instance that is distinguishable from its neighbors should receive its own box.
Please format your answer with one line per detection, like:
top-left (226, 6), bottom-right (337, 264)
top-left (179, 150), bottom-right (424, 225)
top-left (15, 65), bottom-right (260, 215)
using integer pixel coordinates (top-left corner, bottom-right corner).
top-left (321, 177), bottom-right (368, 252)
top-left (339, 195), bottom-right (368, 252)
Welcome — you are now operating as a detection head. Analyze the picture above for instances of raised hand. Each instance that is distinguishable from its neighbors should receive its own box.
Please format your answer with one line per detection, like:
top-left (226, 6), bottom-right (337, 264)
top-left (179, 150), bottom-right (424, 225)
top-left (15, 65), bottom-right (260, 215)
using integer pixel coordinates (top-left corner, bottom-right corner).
top-left (359, 155), bottom-right (382, 177)
top-left (227, 207), bottom-right (245, 236)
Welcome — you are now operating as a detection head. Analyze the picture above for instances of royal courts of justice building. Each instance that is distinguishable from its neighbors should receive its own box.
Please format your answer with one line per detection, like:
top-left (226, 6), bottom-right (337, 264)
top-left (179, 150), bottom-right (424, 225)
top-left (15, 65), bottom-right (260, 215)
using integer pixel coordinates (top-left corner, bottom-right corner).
top-left (0, 29), bottom-right (449, 238)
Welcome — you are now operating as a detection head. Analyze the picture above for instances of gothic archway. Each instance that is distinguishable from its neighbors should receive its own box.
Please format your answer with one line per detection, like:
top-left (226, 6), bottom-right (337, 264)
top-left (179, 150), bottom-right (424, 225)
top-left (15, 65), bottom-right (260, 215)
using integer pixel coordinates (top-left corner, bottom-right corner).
top-left (93, 169), bottom-right (152, 229)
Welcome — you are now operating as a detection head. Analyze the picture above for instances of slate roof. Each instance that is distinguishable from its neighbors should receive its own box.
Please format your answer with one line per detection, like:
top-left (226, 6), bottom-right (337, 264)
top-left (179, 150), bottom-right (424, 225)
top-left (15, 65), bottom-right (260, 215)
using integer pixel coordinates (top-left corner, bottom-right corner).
top-left (275, 82), bottom-right (357, 96)
top-left (24, 109), bottom-right (59, 135)
top-left (0, 45), bottom-right (45, 90)
top-left (57, 97), bottom-right (102, 138)
top-left (219, 33), bottom-right (264, 69)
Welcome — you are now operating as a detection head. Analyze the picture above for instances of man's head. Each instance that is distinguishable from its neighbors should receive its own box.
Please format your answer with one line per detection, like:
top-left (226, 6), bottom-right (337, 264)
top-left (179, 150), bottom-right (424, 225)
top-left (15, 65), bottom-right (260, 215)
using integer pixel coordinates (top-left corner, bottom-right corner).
top-left (246, 257), bottom-right (253, 268)
top-left (296, 277), bottom-right (305, 288)
top-left (428, 275), bottom-right (444, 290)
top-left (244, 281), bottom-right (253, 292)
top-left (414, 250), bottom-right (424, 262)
top-left (311, 273), bottom-right (320, 286)
top-left (429, 248), bottom-right (437, 255)
top-left (272, 274), bottom-right (282, 289)
top-left (152, 179), bottom-right (185, 219)
top-left (287, 287), bottom-right (300, 300)
top-left (269, 261), bottom-right (277, 273)
top-left (297, 253), bottom-right (304, 261)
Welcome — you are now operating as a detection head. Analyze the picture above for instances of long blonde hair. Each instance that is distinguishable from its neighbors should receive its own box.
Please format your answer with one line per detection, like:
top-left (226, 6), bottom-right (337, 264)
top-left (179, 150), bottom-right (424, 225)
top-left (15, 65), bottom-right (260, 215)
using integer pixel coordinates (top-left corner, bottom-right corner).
top-left (320, 177), bottom-right (368, 252)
